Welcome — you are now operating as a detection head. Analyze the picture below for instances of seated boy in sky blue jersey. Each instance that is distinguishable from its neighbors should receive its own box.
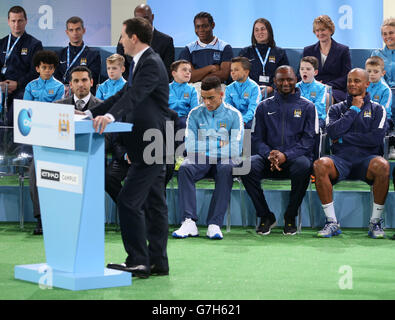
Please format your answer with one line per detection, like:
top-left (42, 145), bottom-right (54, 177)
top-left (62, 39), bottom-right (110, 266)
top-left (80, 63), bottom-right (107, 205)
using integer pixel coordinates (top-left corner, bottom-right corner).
top-left (169, 60), bottom-right (199, 129)
top-left (366, 56), bottom-right (395, 158)
top-left (24, 49), bottom-right (65, 237)
top-left (296, 56), bottom-right (327, 130)
top-left (365, 56), bottom-right (393, 128)
top-left (96, 54), bottom-right (127, 100)
top-left (23, 50), bottom-right (64, 102)
top-left (225, 56), bottom-right (261, 129)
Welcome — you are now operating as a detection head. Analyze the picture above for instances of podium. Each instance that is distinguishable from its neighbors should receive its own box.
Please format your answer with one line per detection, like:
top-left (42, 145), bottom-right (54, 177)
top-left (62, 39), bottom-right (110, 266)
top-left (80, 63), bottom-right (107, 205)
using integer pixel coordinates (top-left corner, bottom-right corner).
top-left (14, 119), bottom-right (133, 290)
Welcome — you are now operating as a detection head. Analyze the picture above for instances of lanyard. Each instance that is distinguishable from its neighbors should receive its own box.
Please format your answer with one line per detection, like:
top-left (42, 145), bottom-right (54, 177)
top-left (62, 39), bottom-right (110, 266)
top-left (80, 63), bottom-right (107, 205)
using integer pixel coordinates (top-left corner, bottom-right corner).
top-left (3, 34), bottom-right (20, 67)
top-left (255, 46), bottom-right (271, 74)
top-left (64, 44), bottom-right (86, 81)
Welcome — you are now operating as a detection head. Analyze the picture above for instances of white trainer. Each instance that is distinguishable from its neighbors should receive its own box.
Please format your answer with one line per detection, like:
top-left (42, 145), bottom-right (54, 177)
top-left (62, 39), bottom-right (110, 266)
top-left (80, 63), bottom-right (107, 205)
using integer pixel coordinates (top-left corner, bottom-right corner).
top-left (389, 146), bottom-right (395, 160)
top-left (172, 218), bottom-right (199, 238)
top-left (206, 224), bottom-right (223, 240)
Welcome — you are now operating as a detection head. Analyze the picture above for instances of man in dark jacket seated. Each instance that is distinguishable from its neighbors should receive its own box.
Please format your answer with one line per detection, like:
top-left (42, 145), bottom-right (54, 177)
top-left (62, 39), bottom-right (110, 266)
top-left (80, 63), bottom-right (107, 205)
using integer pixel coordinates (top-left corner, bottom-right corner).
top-left (241, 66), bottom-right (318, 236)
top-left (314, 68), bottom-right (390, 239)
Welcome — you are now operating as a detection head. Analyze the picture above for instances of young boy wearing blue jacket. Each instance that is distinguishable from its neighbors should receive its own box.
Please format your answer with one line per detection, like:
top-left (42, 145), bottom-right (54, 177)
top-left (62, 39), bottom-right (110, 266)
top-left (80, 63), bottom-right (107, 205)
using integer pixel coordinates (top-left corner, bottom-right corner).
top-left (168, 60), bottom-right (199, 129)
top-left (24, 50), bottom-right (65, 236)
top-left (96, 54), bottom-right (127, 101)
top-left (225, 56), bottom-right (261, 129)
top-left (23, 50), bottom-right (64, 102)
top-left (365, 56), bottom-right (393, 129)
top-left (296, 56), bottom-right (327, 130)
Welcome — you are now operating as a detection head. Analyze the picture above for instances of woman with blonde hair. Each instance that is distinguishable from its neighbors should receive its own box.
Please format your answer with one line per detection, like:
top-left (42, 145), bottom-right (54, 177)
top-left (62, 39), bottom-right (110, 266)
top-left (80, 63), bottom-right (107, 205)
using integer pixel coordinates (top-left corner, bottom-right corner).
top-left (371, 18), bottom-right (395, 88)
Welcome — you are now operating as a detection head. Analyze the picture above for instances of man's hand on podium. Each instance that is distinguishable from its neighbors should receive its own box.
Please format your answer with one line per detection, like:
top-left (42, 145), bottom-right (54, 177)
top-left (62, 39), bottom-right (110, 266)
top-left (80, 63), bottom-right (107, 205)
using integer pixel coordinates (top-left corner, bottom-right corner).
top-left (93, 115), bottom-right (113, 134)
top-left (74, 110), bottom-right (85, 115)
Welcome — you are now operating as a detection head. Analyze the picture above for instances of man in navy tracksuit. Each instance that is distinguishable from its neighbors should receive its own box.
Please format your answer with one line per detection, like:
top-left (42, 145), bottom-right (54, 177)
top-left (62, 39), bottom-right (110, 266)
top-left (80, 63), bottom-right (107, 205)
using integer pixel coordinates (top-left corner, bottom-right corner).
top-left (314, 68), bottom-right (390, 239)
top-left (241, 66), bottom-right (318, 236)
top-left (172, 76), bottom-right (243, 240)
top-left (54, 16), bottom-right (101, 94)
top-left (0, 6), bottom-right (43, 125)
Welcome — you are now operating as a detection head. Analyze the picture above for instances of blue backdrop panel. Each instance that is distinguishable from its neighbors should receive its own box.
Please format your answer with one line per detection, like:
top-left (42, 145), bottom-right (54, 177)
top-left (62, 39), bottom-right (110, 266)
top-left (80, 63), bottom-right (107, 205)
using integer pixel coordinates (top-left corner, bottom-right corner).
top-left (150, 0), bottom-right (383, 49)
top-left (2, 186), bottom-right (395, 229)
top-left (0, 0), bottom-right (111, 46)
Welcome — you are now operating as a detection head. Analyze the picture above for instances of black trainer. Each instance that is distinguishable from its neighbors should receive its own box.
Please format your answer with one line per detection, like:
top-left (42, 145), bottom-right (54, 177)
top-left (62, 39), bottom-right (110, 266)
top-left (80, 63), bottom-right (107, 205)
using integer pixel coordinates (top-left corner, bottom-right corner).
top-left (256, 212), bottom-right (276, 235)
top-left (33, 218), bottom-right (43, 235)
top-left (283, 218), bottom-right (297, 236)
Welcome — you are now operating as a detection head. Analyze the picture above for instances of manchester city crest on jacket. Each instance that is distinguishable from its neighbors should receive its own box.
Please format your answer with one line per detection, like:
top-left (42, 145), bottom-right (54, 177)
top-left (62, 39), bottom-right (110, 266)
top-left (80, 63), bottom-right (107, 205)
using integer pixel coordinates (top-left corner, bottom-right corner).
top-left (294, 109), bottom-right (302, 118)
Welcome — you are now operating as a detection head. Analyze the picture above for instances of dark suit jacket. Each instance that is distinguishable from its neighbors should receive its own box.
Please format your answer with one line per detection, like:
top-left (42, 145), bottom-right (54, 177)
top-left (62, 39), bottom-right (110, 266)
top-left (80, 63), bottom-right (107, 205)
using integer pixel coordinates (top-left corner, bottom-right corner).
top-left (117, 28), bottom-right (174, 81)
top-left (90, 47), bottom-right (170, 164)
top-left (55, 94), bottom-right (102, 111)
top-left (303, 39), bottom-right (351, 92)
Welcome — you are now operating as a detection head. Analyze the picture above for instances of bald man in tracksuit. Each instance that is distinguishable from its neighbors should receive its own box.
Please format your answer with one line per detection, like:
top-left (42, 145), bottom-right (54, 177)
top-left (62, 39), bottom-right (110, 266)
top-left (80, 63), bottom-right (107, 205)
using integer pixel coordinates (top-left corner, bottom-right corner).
top-left (241, 66), bottom-right (318, 236)
top-left (314, 69), bottom-right (389, 239)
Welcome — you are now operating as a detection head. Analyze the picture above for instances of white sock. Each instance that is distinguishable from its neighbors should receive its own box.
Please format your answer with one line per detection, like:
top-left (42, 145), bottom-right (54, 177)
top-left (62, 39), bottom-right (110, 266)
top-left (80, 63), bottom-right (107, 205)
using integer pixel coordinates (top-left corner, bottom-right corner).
top-left (322, 202), bottom-right (337, 222)
top-left (371, 203), bottom-right (384, 221)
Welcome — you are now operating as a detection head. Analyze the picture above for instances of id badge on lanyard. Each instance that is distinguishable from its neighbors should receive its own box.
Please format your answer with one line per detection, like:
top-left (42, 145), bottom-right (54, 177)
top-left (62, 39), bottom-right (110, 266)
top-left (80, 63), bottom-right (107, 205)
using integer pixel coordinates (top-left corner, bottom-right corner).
top-left (259, 75), bottom-right (270, 83)
top-left (255, 47), bottom-right (271, 83)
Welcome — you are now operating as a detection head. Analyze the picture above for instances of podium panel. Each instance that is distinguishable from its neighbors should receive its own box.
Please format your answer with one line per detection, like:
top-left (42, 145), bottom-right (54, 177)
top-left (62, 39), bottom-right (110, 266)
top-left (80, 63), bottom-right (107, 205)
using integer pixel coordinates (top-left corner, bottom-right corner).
top-left (15, 120), bottom-right (132, 290)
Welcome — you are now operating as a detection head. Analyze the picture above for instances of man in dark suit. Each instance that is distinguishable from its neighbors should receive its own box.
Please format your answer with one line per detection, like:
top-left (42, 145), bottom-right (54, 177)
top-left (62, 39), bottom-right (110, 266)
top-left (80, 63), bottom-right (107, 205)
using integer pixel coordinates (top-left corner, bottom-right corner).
top-left (56, 66), bottom-right (102, 109)
top-left (90, 17), bottom-right (170, 279)
top-left (117, 4), bottom-right (174, 81)
top-left (30, 65), bottom-right (102, 235)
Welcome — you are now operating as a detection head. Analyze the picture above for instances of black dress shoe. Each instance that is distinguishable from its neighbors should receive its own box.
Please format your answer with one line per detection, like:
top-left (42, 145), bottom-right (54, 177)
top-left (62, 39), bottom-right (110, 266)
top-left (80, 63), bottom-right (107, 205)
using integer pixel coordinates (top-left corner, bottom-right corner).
top-left (107, 263), bottom-right (150, 278)
top-left (150, 264), bottom-right (169, 276)
top-left (33, 219), bottom-right (43, 235)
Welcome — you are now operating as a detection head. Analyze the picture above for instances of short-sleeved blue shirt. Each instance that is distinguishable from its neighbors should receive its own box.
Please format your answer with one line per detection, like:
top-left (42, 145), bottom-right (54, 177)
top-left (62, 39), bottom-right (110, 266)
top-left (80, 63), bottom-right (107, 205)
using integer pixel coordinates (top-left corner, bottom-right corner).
top-left (178, 37), bottom-right (233, 69)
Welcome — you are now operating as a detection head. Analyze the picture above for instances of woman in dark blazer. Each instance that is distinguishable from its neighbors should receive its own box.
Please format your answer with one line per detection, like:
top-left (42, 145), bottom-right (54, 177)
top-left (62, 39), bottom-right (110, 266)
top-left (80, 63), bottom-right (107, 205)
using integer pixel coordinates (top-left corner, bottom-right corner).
top-left (303, 15), bottom-right (351, 103)
top-left (239, 18), bottom-right (289, 98)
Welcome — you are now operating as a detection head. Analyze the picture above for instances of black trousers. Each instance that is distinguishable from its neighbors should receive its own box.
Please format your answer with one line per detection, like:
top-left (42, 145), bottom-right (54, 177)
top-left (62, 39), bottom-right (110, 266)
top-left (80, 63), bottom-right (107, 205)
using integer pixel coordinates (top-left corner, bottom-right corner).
top-left (105, 159), bottom-right (174, 203)
top-left (29, 160), bottom-right (41, 219)
top-left (117, 163), bottom-right (168, 269)
top-left (105, 159), bottom-right (130, 203)
top-left (241, 154), bottom-right (312, 220)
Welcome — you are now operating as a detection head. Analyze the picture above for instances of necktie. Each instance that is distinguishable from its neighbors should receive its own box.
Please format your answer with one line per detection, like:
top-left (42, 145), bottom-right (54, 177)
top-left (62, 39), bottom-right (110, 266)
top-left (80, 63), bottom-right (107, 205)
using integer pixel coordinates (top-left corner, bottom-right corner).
top-left (76, 99), bottom-right (85, 111)
top-left (128, 59), bottom-right (135, 86)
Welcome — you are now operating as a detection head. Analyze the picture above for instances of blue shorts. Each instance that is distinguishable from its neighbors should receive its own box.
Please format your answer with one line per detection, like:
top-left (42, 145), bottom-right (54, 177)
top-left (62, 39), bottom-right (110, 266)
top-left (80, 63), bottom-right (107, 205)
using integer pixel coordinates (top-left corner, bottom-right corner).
top-left (328, 154), bottom-right (378, 185)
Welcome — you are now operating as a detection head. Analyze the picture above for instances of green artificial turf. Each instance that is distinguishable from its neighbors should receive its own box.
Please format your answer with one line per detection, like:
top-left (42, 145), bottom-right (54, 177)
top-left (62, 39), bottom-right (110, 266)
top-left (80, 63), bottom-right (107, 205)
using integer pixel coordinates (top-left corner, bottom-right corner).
top-left (1, 223), bottom-right (395, 300)
top-left (0, 175), bottom-right (21, 187)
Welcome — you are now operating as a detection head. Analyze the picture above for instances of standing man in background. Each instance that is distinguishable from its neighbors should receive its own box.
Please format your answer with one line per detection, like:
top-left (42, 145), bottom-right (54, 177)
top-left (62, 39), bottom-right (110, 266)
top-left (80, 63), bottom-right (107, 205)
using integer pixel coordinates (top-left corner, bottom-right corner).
top-left (117, 4), bottom-right (175, 81)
